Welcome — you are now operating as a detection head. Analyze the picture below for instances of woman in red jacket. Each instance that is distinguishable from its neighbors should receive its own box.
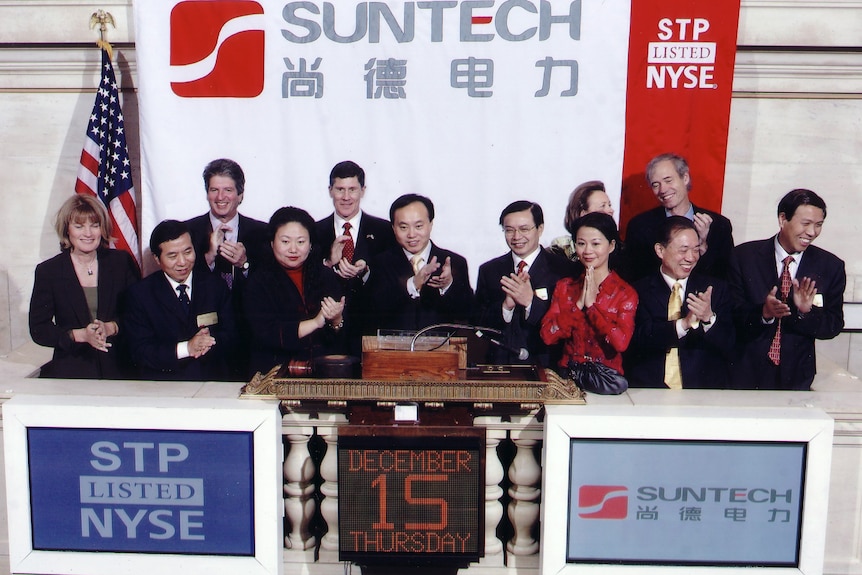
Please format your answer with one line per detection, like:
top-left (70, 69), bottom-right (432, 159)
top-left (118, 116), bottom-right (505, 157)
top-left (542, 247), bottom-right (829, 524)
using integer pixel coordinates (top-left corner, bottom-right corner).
top-left (541, 212), bottom-right (637, 376)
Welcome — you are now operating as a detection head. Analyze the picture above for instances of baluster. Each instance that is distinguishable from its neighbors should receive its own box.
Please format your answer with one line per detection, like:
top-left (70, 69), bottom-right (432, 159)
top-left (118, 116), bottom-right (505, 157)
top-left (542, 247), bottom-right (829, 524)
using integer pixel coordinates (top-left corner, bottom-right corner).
top-left (475, 416), bottom-right (507, 566)
top-left (317, 416), bottom-right (347, 563)
top-left (284, 431), bottom-right (316, 552)
top-left (506, 427), bottom-right (543, 565)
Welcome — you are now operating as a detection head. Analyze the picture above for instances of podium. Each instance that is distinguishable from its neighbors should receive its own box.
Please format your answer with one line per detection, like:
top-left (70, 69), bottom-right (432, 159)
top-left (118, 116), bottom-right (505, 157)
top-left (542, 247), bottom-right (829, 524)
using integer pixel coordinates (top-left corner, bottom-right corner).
top-left (240, 333), bottom-right (583, 574)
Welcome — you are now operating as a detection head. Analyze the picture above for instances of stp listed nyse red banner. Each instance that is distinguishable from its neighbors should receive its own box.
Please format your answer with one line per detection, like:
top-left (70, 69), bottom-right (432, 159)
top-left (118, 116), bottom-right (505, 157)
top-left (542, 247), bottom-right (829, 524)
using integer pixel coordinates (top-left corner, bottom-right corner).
top-left (620, 0), bottom-right (741, 234)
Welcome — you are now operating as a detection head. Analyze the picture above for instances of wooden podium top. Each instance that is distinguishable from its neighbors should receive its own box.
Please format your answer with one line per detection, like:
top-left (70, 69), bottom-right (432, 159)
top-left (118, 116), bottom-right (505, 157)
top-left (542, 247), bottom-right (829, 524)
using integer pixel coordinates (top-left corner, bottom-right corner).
top-left (240, 363), bottom-right (585, 414)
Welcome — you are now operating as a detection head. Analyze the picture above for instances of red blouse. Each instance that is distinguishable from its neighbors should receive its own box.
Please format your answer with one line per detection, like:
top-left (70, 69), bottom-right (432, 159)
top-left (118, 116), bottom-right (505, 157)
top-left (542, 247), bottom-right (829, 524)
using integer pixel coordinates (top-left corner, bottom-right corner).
top-left (540, 271), bottom-right (638, 374)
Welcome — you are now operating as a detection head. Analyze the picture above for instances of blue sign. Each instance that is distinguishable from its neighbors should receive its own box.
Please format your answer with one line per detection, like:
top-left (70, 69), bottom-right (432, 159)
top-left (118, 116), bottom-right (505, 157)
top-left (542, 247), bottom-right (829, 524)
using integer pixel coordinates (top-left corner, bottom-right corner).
top-left (567, 439), bottom-right (806, 566)
top-left (27, 428), bottom-right (254, 555)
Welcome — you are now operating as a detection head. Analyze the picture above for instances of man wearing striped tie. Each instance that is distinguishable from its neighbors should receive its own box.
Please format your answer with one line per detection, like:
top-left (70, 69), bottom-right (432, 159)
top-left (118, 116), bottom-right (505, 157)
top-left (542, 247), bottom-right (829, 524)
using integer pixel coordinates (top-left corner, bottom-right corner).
top-left (729, 189), bottom-right (846, 390)
top-left (625, 216), bottom-right (734, 389)
top-left (185, 158), bottom-right (268, 379)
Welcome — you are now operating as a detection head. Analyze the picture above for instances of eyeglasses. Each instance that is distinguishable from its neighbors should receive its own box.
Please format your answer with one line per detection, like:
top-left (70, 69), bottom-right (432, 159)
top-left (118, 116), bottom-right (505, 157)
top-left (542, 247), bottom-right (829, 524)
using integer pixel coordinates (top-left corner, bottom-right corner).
top-left (503, 225), bottom-right (537, 237)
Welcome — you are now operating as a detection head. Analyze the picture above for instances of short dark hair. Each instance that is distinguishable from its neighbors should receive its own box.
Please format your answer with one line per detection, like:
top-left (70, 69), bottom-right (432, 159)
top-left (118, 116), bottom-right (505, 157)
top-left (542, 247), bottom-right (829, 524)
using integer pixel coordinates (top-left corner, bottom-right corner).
top-left (267, 206), bottom-right (317, 244)
top-left (564, 180), bottom-right (605, 231)
top-left (777, 188), bottom-right (827, 220)
top-left (150, 220), bottom-right (191, 257)
top-left (659, 215), bottom-right (698, 246)
top-left (329, 160), bottom-right (365, 188)
top-left (646, 152), bottom-right (691, 191)
top-left (499, 200), bottom-right (544, 227)
top-left (570, 212), bottom-right (620, 246)
top-left (389, 193), bottom-right (435, 223)
top-left (203, 158), bottom-right (245, 195)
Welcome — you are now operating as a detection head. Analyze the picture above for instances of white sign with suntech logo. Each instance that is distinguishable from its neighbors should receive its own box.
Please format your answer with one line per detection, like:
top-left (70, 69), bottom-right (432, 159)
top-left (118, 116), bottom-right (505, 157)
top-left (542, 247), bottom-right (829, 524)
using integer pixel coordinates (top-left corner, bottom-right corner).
top-left (541, 404), bottom-right (834, 575)
top-left (134, 0), bottom-right (631, 274)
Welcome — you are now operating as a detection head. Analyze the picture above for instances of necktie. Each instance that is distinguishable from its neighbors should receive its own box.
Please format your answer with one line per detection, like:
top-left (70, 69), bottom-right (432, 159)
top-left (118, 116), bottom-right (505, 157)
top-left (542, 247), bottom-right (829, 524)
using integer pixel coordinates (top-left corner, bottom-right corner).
top-left (217, 226), bottom-right (234, 289)
top-left (768, 256), bottom-right (794, 365)
top-left (665, 282), bottom-right (683, 389)
top-left (411, 255), bottom-right (424, 275)
top-left (342, 222), bottom-right (355, 264)
top-left (517, 260), bottom-right (527, 274)
top-left (177, 284), bottom-right (191, 314)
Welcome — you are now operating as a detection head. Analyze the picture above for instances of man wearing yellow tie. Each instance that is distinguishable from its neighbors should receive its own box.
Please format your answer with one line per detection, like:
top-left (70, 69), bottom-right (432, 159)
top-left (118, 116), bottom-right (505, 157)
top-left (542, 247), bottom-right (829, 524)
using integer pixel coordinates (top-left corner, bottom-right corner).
top-left (366, 194), bottom-right (473, 332)
top-left (624, 216), bottom-right (734, 389)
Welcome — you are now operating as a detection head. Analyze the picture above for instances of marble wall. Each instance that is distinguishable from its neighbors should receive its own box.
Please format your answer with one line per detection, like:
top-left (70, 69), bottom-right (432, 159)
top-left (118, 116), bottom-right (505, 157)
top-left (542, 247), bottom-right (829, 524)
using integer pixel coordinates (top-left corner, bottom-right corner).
top-left (1, 1), bottom-right (860, 373)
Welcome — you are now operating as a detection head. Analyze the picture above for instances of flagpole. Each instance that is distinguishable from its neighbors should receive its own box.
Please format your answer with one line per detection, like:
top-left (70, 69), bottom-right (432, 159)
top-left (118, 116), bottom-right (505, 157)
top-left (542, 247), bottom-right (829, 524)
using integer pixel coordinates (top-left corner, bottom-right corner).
top-left (89, 10), bottom-right (116, 59)
top-left (75, 9), bottom-right (142, 268)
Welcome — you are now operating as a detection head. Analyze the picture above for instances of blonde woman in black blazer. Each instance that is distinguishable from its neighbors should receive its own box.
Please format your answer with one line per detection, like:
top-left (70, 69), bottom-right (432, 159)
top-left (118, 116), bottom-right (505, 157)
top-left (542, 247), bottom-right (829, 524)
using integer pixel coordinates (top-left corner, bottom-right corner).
top-left (29, 195), bottom-right (139, 378)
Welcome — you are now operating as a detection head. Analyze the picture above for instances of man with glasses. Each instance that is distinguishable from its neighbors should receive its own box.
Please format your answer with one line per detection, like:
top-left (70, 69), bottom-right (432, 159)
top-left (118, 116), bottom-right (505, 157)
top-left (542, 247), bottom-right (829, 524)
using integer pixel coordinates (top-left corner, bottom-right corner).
top-left (315, 160), bottom-right (395, 352)
top-left (475, 201), bottom-right (575, 366)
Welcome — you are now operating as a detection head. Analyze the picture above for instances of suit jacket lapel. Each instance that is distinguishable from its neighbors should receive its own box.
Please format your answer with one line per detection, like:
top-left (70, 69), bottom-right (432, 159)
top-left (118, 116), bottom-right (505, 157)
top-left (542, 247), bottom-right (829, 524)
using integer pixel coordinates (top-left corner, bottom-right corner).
top-left (96, 252), bottom-right (113, 322)
top-left (529, 250), bottom-right (549, 281)
top-left (153, 273), bottom-right (189, 323)
top-left (61, 251), bottom-right (92, 326)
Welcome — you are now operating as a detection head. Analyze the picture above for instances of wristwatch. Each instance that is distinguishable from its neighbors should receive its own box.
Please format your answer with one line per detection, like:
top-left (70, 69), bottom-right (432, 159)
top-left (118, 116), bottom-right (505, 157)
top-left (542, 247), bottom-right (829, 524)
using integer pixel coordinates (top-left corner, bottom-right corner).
top-left (240, 260), bottom-right (250, 271)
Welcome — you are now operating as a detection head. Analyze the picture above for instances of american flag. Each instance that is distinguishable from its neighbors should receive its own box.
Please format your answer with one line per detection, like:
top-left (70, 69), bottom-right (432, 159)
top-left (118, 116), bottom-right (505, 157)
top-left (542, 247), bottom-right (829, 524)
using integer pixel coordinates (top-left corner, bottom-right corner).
top-left (75, 48), bottom-right (141, 267)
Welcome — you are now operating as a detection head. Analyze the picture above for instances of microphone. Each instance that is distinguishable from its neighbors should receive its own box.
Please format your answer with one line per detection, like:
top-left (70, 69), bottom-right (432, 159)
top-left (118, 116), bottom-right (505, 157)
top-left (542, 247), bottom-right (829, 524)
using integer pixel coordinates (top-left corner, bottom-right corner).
top-left (409, 323), bottom-right (503, 351)
top-left (483, 336), bottom-right (530, 362)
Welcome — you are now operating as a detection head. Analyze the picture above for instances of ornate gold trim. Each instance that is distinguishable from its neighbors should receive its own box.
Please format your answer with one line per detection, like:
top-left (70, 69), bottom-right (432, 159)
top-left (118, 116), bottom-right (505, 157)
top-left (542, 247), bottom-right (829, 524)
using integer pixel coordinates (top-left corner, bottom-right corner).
top-left (240, 366), bottom-right (585, 406)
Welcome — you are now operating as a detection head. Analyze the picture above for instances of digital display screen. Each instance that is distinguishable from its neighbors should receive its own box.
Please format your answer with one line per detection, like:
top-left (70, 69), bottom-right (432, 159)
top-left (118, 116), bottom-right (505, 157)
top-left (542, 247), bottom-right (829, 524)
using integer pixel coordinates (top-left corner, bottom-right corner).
top-left (566, 439), bottom-right (806, 566)
top-left (27, 427), bottom-right (254, 555)
top-left (337, 429), bottom-right (483, 563)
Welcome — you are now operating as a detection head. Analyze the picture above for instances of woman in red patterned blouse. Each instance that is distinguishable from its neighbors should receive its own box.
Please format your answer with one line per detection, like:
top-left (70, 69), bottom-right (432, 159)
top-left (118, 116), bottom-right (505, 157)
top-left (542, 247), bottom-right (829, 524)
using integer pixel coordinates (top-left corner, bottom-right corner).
top-left (540, 212), bottom-right (638, 374)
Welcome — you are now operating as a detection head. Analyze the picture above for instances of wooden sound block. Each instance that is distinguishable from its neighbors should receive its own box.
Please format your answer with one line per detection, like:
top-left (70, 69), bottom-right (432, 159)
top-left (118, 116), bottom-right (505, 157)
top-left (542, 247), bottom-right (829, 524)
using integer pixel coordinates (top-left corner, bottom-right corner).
top-left (361, 348), bottom-right (461, 380)
top-left (361, 336), bottom-right (464, 381)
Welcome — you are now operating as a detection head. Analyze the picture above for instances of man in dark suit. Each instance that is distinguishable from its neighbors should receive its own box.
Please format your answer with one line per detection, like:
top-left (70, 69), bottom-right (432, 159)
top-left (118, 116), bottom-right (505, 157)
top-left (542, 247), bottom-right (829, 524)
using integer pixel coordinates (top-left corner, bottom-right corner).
top-left (124, 220), bottom-right (237, 381)
top-left (475, 200), bottom-right (574, 367)
top-left (729, 189), bottom-right (845, 390)
top-left (625, 217), bottom-right (734, 389)
top-left (184, 158), bottom-right (269, 289)
top-left (315, 160), bottom-right (395, 352)
top-left (625, 153), bottom-right (734, 282)
top-left (367, 194), bottom-right (473, 332)
top-left (184, 158), bottom-right (267, 378)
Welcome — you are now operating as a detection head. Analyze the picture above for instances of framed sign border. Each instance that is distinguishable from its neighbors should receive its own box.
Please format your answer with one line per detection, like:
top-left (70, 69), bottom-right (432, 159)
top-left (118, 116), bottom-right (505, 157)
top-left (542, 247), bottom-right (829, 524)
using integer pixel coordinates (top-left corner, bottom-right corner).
top-left (541, 404), bottom-right (833, 575)
top-left (3, 395), bottom-right (283, 575)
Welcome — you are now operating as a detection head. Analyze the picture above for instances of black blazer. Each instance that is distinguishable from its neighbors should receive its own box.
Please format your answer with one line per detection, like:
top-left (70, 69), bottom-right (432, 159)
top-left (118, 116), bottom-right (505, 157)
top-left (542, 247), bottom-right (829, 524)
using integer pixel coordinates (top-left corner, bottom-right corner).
top-left (29, 248), bottom-right (140, 378)
top-left (367, 242), bottom-right (473, 332)
top-left (123, 270), bottom-right (237, 381)
top-left (186, 212), bottom-right (270, 378)
top-left (729, 237), bottom-right (845, 390)
top-left (475, 248), bottom-right (575, 366)
top-left (625, 205), bottom-right (735, 282)
top-left (625, 270), bottom-right (734, 389)
top-left (185, 212), bottom-right (270, 286)
top-left (242, 259), bottom-right (346, 377)
top-left (315, 211), bottom-right (396, 353)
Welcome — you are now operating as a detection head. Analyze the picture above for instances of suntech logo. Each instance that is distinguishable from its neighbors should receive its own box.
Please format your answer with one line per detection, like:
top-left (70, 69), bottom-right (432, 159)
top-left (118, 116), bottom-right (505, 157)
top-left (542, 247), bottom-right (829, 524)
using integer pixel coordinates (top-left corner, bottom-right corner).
top-left (578, 485), bottom-right (628, 519)
top-left (170, 0), bottom-right (265, 98)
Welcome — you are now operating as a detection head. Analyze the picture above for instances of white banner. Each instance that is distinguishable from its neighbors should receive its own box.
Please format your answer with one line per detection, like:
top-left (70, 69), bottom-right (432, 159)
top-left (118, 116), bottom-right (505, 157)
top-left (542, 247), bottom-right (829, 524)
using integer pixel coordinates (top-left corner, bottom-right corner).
top-left (134, 0), bottom-right (631, 282)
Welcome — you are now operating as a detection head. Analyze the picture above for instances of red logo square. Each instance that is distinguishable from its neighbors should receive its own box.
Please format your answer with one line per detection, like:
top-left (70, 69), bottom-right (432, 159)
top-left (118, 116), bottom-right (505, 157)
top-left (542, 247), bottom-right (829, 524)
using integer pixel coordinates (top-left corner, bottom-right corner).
top-left (170, 0), bottom-right (265, 98)
top-left (578, 485), bottom-right (628, 519)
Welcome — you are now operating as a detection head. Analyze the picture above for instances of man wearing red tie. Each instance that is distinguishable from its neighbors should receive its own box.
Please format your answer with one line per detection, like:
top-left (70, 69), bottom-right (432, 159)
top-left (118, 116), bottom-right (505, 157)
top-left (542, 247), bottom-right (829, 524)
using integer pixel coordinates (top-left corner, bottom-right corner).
top-left (475, 201), bottom-right (574, 366)
top-left (729, 189), bottom-right (846, 390)
top-left (315, 161), bottom-right (395, 353)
